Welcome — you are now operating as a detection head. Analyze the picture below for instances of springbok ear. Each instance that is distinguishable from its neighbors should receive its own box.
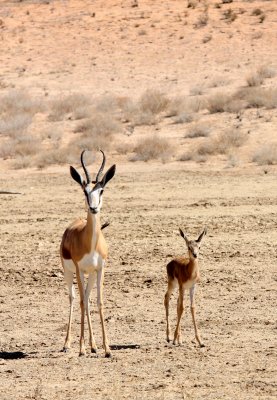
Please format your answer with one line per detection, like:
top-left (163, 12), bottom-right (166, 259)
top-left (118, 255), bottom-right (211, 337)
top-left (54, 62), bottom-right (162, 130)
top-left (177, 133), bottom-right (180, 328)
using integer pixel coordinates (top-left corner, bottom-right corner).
top-left (179, 228), bottom-right (189, 244)
top-left (197, 228), bottom-right (207, 243)
top-left (100, 164), bottom-right (116, 187)
top-left (70, 166), bottom-right (85, 187)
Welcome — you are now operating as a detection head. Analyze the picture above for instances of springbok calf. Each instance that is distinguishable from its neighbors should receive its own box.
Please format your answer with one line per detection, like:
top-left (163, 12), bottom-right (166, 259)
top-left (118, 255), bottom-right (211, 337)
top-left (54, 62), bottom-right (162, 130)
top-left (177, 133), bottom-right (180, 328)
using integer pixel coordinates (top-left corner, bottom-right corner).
top-left (164, 228), bottom-right (207, 347)
top-left (60, 150), bottom-right (116, 357)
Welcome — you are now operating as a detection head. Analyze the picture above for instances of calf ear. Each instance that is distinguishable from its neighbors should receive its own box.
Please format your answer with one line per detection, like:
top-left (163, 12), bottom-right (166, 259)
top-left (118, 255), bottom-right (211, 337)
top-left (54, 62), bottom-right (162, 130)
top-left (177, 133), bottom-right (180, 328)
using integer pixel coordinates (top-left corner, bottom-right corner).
top-left (70, 166), bottom-right (84, 187)
top-left (179, 228), bottom-right (189, 245)
top-left (100, 164), bottom-right (116, 187)
top-left (197, 228), bottom-right (207, 243)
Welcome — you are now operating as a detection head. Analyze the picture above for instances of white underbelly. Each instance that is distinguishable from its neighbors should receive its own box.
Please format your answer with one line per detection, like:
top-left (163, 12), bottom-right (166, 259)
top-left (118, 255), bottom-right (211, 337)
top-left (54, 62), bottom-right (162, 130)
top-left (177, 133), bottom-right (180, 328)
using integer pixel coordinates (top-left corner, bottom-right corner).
top-left (63, 251), bottom-right (104, 274)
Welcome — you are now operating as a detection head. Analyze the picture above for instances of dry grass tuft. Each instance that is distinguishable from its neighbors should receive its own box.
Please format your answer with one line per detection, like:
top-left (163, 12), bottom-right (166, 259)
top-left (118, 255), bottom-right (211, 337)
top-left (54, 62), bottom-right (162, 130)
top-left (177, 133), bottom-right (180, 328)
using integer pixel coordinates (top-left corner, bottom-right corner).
top-left (246, 72), bottom-right (264, 87)
top-left (252, 144), bottom-right (277, 165)
top-left (186, 121), bottom-right (211, 138)
top-left (131, 135), bottom-right (175, 162)
top-left (0, 113), bottom-right (32, 137)
top-left (0, 90), bottom-right (43, 117)
top-left (194, 128), bottom-right (247, 158)
top-left (236, 87), bottom-right (277, 109)
top-left (139, 89), bottom-right (170, 115)
top-left (48, 93), bottom-right (91, 121)
top-left (207, 92), bottom-right (231, 113)
top-left (257, 65), bottom-right (276, 79)
top-left (123, 89), bottom-right (170, 126)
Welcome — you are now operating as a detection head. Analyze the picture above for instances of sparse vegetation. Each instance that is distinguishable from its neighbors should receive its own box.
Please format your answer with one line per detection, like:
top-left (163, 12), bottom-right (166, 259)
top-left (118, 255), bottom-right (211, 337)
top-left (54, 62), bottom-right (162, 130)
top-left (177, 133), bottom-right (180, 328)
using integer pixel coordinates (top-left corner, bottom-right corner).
top-left (222, 8), bottom-right (237, 23)
top-left (252, 144), bottom-right (277, 165)
top-left (207, 92), bottom-right (231, 113)
top-left (186, 121), bottom-right (211, 138)
top-left (131, 135), bottom-right (175, 162)
top-left (48, 93), bottom-right (91, 121)
top-left (246, 71), bottom-right (264, 87)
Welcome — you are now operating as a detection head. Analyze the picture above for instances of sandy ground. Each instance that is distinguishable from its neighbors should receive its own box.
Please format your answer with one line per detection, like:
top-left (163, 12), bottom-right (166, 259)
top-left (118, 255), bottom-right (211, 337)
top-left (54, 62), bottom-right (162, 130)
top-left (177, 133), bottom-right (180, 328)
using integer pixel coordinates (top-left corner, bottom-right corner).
top-left (0, 165), bottom-right (277, 399)
top-left (0, 0), bottom-right (277, 399)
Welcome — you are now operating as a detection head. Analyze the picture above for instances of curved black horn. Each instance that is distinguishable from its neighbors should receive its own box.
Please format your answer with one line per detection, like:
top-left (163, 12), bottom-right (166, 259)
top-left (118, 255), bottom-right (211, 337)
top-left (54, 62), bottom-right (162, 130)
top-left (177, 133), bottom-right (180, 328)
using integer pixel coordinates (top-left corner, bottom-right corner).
top-left (80, 150), bottom-right (91, 184)
top-left (95, 150), bottom-right (106, 183)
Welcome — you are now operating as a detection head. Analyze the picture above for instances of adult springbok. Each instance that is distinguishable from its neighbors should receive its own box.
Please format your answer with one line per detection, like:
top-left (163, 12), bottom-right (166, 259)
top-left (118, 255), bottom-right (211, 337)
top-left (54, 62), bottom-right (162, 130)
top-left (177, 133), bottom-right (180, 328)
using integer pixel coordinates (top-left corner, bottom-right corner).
top-left (164, 228), bottom-right (207, 347)
top-left (60, 150), bottom-right (116, 357)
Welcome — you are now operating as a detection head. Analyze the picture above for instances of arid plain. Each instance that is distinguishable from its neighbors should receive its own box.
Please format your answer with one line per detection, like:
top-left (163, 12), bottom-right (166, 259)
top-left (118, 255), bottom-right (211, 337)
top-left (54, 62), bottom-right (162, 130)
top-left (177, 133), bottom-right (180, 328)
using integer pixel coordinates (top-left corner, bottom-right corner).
top-left (0, 1), bottom-right (277, 399)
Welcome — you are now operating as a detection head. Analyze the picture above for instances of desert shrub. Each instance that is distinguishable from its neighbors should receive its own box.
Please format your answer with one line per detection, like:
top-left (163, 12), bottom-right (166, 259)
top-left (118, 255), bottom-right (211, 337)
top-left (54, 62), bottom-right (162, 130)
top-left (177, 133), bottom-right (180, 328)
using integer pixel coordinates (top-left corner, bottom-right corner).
top-left (139, 89), bottom-right (170, 115)
top-left (0, 113), bottom-right (32, 137)
top-left (190, 85), bottom-right (204, 96)
top-left (122, 90), bottom-right (169, 126)
top-left (207, 92), bottom-right (231, 113)
top-left (0, 90), bottom-right (43, 117)
top-left (12, 156), bottom-right (33, 170)
top-left (14, 135), bottom-right (42, 156)
top-left (131, 135), bottom-right (175, 162)
top-left (224, 98), bottom-right (247, 113)
top-left (216, 129), bottom-right (247, 152)
top-left (252, 8), bottom-right (263, 16)
top-left (194, 12), bottom-right (209, 29)
top-left (257, 65), bottom-right (276, 79)
top-left (173, 112), bottom-right (194, 124)
top-left (95, 95), bottom-right (119, 113)
top-left (48, 93), bottom-right (91, 121)
top-left (186, 121), bottom-right (211, 138)
top-left (236, 87), bottom-right (277, 109)
top-left (223, 9), bottom-right (237, 22)
top-left (246, 72), bottom-right (264, 87)
top-left (252, 144), bottom-right (277, 165)
top-left (208, 76), bottom-right (230, 88)
top-left (116, 142), bottom-right (134, 155)
top-left (195, 129), bottom-right (247, 157)
top-left (0, 139), bottom-right (17, 158)
top-left (35, 148), bottom-right (75, 169)
top-left (74, 112), bottom-right (121, 136)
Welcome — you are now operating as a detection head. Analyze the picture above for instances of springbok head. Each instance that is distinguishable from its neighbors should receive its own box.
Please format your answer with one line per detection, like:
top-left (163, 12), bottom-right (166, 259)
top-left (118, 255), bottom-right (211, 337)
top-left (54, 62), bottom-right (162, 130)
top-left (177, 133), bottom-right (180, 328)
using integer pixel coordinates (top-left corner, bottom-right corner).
top-left (70, 150), bottom-right (116, 214)
top-left (179, 228), bottom-right (207, 260)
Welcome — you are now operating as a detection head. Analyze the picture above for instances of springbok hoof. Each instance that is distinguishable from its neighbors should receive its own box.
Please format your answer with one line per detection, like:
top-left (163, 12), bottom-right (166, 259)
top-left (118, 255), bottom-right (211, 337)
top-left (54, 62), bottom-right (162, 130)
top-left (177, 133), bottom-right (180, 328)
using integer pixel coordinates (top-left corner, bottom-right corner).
top-left (105, 352), bottom-right (112, 358)
top-left (62, 347), bottom-right (70, 353)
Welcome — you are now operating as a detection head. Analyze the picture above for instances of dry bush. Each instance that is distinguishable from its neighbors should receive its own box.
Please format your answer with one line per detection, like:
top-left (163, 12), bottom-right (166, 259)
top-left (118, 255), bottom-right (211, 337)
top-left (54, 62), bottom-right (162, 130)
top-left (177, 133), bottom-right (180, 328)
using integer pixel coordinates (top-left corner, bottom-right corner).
top-left (195, 129), bottom-right (247, 157)
top-left (139, 89), bottom-right (170, 115)
top-left (48, 93), bottom-right (91, 121)
top-left (12, 156), bottom-right (33, 170)
top-left (0, 139), bottom-right (17, 159)
top-left (224, 98), bottom-right (247, 113)
top-left (131, 135), bottom-right (175, 162)
top-left (116, 142), bottom-right (134, 155)
top-left (252, 8), bottom-right (263, 16)
top-left (123, 90), bottom-right (169, 126)
top-left (186, 121), bottom-right (211, 138)
top-left (257, 65), bottom-right (276, 79)
top-left (252, 144), bottom-right (277, 165)
top-left (236, 87), bottom-right (277, 109)
top-left (190, 85), bottom-right (204, 96)
top-left (74, 112), bottom-right (121, 135)
top-left (173, 112), bottom-right (194, 124)
top-left (208, 76), bottom-right (230, 88)
top-left (95, 95), bottom-right (120, 113)
top-left (246, 72), bottom-right (264, 87)
top-left (0, 113), bottom-right (32, 137)
top-left (14, 135), bottom-right (41, 157)
top-left (35, 148), bottom-right (75, 169)
top-left (207, 92), bottom-right (231, 113)
top-left (0, 90), bottom-right (44, 117)
top-left (216, 129), bottom-right (247, 152)
top-left (223, 8), bottom-right (237, 22)
top-left (194, 12), bottom-right (209, 29)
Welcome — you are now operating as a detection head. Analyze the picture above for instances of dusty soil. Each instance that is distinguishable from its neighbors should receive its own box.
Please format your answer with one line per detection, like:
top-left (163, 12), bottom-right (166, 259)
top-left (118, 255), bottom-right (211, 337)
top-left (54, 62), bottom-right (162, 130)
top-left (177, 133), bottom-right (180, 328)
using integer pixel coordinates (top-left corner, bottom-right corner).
top-left (0, 165), bottom-right (277, 399)
top-left (0, 0), bottom-right (277, 399)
